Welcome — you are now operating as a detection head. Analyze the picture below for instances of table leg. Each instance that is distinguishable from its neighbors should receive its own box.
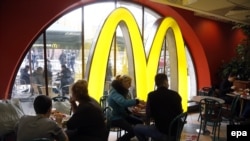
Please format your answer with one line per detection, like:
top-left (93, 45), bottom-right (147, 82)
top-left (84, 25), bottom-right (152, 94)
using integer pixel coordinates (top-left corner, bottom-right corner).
top-left (196, 128), bottom-right (210, 135)
top-left (196, 121), bottom-right (210, 135)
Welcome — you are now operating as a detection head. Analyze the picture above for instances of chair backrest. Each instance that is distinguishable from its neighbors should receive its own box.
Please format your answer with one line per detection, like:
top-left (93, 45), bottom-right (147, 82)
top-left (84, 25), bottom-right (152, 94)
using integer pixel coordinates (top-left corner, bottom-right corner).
top-left (199, 98), bottom-right (222, 122)
top-left (199, 87), bottom-right (215, 96)
top-left (100, 95), bottom-right (108, 110)
top-left (230, 95), bottom-right (240, 116)
top-left (103, 106), bottom-right (113, 140)
top-left (168, 112), bottom-right (188, 141)
top-left (52, 96), bottom-right (71, 115)
top-left (103, 106), bottom-right (112, 118)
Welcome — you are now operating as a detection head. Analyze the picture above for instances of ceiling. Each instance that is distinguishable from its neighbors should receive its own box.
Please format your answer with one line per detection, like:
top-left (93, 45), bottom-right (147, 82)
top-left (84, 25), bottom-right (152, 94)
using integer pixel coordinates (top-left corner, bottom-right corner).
top-left (150, 0), bottom-right (250, 25)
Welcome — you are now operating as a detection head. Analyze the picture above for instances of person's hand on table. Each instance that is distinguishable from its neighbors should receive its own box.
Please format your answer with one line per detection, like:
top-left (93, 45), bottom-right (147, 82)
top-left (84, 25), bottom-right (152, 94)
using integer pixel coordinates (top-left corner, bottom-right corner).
top-left (138, 100), bottom-right (146, 108)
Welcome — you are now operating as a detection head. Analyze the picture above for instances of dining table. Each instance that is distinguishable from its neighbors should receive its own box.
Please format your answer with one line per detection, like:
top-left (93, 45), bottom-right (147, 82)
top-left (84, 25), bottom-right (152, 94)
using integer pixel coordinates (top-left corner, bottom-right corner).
top-left (191, 95), bottom-right (225, 104)
top-left (128, 103), bottom-right (149, 124)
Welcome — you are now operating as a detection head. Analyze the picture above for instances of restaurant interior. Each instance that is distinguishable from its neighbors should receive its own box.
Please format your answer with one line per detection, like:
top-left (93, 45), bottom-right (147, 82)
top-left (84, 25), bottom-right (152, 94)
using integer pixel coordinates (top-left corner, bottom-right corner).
top-left (1, 0), bottom-right (250, 141)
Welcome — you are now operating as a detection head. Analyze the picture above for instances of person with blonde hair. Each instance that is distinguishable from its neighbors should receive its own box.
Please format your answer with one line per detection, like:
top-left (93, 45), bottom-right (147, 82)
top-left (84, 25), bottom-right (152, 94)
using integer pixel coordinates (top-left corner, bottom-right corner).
top-left (66, 79), bottom-right (107, 141)
top-left (108, 75), bottom-right (144, 141)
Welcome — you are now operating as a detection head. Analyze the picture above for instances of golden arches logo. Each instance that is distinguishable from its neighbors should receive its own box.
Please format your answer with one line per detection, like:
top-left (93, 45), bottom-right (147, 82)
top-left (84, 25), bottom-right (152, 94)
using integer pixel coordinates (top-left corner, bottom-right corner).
top-left (86, 7), bottom-right (188, 111)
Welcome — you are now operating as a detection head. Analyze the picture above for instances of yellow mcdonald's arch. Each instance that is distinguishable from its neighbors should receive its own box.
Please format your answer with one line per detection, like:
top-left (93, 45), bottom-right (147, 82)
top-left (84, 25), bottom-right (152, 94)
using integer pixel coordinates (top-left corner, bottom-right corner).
top-left (86, 7), bottom-right (188, 111)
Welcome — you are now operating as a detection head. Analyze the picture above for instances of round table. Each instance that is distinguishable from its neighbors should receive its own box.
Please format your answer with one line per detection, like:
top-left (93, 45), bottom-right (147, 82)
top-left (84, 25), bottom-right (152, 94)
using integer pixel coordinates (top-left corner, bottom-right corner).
top-left (191, 96), bottom-right (225, 104)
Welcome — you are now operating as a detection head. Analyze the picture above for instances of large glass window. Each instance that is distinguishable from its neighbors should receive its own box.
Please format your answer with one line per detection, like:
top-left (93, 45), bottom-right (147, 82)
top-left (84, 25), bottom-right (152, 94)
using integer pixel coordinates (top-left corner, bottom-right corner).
top-left (11, 1), bottom-right (196, 102)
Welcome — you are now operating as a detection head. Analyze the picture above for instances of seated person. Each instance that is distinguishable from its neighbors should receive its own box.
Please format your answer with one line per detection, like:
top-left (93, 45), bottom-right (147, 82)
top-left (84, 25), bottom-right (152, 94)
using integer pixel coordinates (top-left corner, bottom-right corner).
top-left (107, 75), bottom-right (144, 141)
top-left (134, 73), bottom-right (183, 141)
top-left (218, 73), bottom-right (237, 104)
top-left (31, 67), bottom-right (45, 94)
top-left (66, 80), bottom-right (108, 141)
top-left (15, 95), bottom-right (68, 141)
top-left (31, 67), bottom-right (45, 86)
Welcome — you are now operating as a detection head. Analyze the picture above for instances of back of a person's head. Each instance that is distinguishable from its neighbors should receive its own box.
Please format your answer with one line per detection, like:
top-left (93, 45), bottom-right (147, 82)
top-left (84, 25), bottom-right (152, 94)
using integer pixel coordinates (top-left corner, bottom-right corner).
top-left (155, 73), bottom-right (168, 87)
top-left (229, 72), bottom-right (237, 78)
top-left (115, 74), bottom-right (132, 83)
top-left (33, 95), bottom-right (52, 114)
top-left (72, 79), bottom-right (90, 101)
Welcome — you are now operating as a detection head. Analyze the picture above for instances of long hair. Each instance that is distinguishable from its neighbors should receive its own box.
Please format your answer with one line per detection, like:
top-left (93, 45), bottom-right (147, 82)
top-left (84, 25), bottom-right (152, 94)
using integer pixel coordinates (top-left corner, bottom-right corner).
top-left (71, 79), bottom-right (91, 101)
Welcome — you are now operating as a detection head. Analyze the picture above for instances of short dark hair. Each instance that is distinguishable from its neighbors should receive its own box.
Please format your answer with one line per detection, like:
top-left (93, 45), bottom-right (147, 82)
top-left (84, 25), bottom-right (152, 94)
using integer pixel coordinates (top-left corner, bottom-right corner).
top-left (155, 73), bottom-right (168, 87)
top-left (229, 72), bottom-right (237, 77)
top-left (33, 95), bottom-right (52, 114)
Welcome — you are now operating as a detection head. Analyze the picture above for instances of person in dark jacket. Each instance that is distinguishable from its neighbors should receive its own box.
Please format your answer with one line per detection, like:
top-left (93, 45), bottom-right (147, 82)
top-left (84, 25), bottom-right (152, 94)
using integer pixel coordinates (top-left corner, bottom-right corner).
top-left (20, 65), bottom-right (30, 84)
top-left (66, 79), bottom-right (107, 141)
top-left (219, 73), bottom-right (236, 104)
top-left (134, 73), bottom-right (183, 141)
top-left (59, 65), bottom-right (74, 95)
top-left (108, 75), bottom-right (144, 141)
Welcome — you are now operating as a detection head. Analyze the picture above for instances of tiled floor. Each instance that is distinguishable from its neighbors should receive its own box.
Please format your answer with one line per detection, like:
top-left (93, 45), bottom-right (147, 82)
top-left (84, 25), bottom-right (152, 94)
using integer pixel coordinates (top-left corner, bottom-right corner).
top-left (107, 112), bottom-right (228, 141)
top-left (16, 93), bottom-right (228, 141)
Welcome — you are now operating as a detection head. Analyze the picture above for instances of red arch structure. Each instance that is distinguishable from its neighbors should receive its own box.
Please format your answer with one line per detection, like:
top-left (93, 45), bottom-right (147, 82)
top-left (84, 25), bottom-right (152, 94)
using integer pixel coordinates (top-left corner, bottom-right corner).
top-left (0, 0), bottom-right (211, 99)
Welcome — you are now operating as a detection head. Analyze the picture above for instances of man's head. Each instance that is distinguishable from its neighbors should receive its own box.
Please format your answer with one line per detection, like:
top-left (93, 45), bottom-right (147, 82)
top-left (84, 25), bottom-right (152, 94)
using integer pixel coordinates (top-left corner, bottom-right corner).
top-left (33, 95), bottom-right (52, 116)
top-left (228, 73), bottom-right (237, 82)
top-left (155, 73), bottom-right (169, 88)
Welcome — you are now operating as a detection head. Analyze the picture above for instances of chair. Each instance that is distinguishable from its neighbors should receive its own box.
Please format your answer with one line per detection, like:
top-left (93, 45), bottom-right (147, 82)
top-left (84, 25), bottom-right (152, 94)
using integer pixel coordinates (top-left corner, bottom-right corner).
top-left (197, 87), bottom-right (213, 121)
top-left (221, 95), bottom-right (240, 125)
top-left (102, 106), bottom-right (123, 139)
top-left (52, 96), bottom-right (71, 115)
top-left (168, 112), bottom-right (188, 141)
top-left (198, 87), bottom-right (211, 96)
top-left (197, 98), bottom-right (222, 141)
top-left (150, 112), bottom-right (187, 141)
top-left (100, 95), bottom-right (109, 110)
top-left (103, 106), bottom-right (113, 130)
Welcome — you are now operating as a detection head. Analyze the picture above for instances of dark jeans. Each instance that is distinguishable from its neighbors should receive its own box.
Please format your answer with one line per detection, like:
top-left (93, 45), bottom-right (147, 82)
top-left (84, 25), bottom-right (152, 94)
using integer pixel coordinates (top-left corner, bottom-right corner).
top-left (242, 101), bottom-right (250, 118)
top-left (111, 115), bottom-right (143, 141)
top-left (220, 95), bottom-right (233, 104)
top-left (134, 124), bottom-right (167, 141)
